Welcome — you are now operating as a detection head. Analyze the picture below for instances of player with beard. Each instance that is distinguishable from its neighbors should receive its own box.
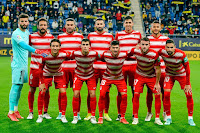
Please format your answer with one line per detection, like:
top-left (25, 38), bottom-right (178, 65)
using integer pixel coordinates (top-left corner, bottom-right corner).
top-left (8, 13), bottom-right (48, 121)
top-left (27, 18), bottom-right (54, 120)
top-left (86, 18), bottom-right (114, 121)
top-left (158, 39), bottom-right (195, 126)
top-left (57, 18), bottom-right (84, 120)
top-left (131, 37), bottom-right (163, 125)
top-left (145, 20), bottom-right (169, 122)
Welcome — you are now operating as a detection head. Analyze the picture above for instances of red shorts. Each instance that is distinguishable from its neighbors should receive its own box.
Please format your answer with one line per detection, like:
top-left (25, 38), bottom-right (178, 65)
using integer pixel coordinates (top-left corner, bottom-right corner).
top-left (73, 75), bottom-right (96, 91)
top-left (94, 69), bottom-right (105, 81)
top-left (100, 79), bottom-right (127, 95)
top-left (29, 69), bottom-right (40, 87)
top-left (164, 75), bottom-right (189, 90)
top-left (42, 75), bottom-right (66, 89)
top-left (63, 69), bottom-right (75, 88)
top-left (122, 65), bottom-right (136, 87)
top-left (134, 74), bottom-right (158, 94)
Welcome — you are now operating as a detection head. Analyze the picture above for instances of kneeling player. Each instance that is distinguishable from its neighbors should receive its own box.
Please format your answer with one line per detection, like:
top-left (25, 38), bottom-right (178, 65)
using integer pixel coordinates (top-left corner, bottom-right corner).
top-left (131, 37), bottom-right (163, 125)
top-left (159, 39), bottom-right (195, 126)
top-left (98, 40), bottom-right (129, 124)
top-left (38, 39), bottom-right (70, 123)
top-left (71, 39), bottom-right (99, 124)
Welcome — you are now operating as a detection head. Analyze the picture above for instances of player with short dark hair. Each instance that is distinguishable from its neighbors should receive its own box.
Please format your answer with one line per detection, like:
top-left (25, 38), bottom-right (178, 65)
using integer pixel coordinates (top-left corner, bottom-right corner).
top-left (71, 39), bottom-right (99, 124)
top-left (97, 40), bottom-right (129, 124)
top-left (145, 20), bottom-right (170, 122)
top-left (38, 38), bottom-right (71, 123)
top-left (27, 17), bottom-right (54, 120)
top-left (8, 13), bottom-right (48, 121)
top-left (158, 39), bottom-right (195, 126)
top-left (115, 15), bottom-right (142, 120)
top-left (86, 17), bottom-right (114, 121)
top-left (57, 18), bottom-right (84, 120)
top-left (130, 37), bottom-right (163, 125)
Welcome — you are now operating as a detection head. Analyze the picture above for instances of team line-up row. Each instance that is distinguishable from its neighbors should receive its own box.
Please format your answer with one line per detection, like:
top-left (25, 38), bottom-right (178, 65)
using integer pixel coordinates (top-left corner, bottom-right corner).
top-left (8, 13), bottom-right (195, 126)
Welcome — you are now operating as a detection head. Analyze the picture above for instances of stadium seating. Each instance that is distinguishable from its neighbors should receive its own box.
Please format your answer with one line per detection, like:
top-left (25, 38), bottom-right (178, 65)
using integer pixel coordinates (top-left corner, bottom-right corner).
top-left (141, 0), bottom-right (200, 37)
top-left (0, 0), bottom-right (132, 35)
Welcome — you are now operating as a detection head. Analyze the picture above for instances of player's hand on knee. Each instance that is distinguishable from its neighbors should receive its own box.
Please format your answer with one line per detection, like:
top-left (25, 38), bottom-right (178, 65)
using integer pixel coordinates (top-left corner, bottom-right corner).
top-left (39, 83), bottom-right (46, 92)
top-left (184, 85), bottom-right (192, 95)
top-left (154, 83), bottom-right (161, 94)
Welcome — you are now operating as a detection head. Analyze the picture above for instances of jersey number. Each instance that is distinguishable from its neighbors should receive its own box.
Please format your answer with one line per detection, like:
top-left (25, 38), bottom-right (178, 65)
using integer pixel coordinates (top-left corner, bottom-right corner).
top-left (134, 79), bottom-right (139, 86)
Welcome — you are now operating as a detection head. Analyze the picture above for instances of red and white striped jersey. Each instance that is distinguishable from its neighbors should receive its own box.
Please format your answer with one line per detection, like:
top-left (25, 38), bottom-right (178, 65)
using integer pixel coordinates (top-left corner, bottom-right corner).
top-left (129, 48), bottom-right (160, 77)
top-left (40, 51), bottom-right (71, 77)
top-left (148, 34), bottom-right (169, 73)
top-left (57, 32), bottom-right (84, 69)
top-left (29, 32), bottom-right (54, 69)
top-left (88, 31), bottom-right (114, 69)
top-left (115, 30), bottom-right (142, 65)
top-left (158, 48), bottom-right (189, 77)
top-left (102, 51), bottom-right (127, 80)
top-left (71, 50), bottom-right (99, 80)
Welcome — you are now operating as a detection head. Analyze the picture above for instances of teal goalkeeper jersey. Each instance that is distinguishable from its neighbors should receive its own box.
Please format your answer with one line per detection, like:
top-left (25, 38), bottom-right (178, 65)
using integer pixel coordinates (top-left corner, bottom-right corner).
top-left (11, 28), bottom-right (30, 68)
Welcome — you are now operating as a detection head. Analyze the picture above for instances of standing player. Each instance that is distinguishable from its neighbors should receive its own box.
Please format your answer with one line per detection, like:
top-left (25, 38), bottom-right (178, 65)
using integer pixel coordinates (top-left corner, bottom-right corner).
top-left (87, 18), bottom-right (114, 121)
top-left (71, 39), bottom-right (98, 124)
top-left (37, 39), bottom-right (70, 123)
top-left (145, 20), bottom-right (169, 121)
top-left (27, 18), bottom-right (54, 120)
top-left (98, 40), bottom-right (129, 124)
top-left (57, 18), bottom-right (84, 120)
top-left (8, 13), bottom-right (48, 121)
top-left (158, 39), bottom-right (195, 126)
top-left (130, 37), bottom-right (163, 125)
top-left (115, 16), bottom-right (142, 120)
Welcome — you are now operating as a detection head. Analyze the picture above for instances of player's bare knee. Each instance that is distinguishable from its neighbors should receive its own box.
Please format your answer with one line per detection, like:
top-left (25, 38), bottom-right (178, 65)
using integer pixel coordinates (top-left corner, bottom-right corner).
top-left (89, 90), bottom-right (96, 98)
top-left (29, 87), bottom-right (36, 93)
top-left (74, 91), bottom-right (80, 98)
top-left (164, 89), bottom-right (171, 92)
top-left (59, 88), bottom-right (66, 93)
top-left (120, 92), bottom-right (127, 96)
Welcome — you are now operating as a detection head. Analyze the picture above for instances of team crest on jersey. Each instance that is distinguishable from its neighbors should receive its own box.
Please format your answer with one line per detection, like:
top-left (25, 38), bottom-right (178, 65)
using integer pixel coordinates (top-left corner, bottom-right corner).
top-left (17, 35), bottom-right (22, 40)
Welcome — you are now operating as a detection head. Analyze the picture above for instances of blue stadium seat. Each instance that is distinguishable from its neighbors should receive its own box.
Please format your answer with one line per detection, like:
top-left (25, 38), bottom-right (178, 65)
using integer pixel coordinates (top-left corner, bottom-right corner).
top-left (150, 7), bottom-right (154, 12)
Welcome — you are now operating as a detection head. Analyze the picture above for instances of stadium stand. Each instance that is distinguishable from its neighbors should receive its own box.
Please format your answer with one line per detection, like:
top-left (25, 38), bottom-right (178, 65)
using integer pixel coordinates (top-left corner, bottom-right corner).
top-left (0, 0), bottom-right (134, 36)
top-left (140, 0), bottom-right (200, 38)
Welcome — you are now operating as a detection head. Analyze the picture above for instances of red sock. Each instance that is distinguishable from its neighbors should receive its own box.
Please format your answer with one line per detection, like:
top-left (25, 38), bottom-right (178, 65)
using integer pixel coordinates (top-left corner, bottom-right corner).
top-left (133, 93), bottom-right (140, 118)
top-left (185, 93), bottom-right (194, 116)
top-left (164, 91), bottom-right (171, 116)
top-left (120, 94), bottom-right (127, 118)
top-left (38, 91), bottom-right (45, 115)
top-left (146, 91), bottom-right (153, 113)
top-left (58, 92), bottom-right (61, 112)
top-left (90, 97), bottom-right (96, 116)
top-left (78, 94), bottom-right (81, 113)
top-left (28, 91), bottom-right (35, 113)
top-left (87, 94), bottom-right (91, 113)
top-left (44, 91), bottom-right (50, 112)
top-left (72, 97), bottom-right (79, 116)
top-left (155, 94), bottom-right (161, 118)
top-left (105, 92), bottom-right (110, 113)
top-left (61, 92), bottom-right (67, 115)
top-left (98, 96), bottom-right (105, 118)
top-left (132, 97), bottom-right (134, 114)
top-left (117, 94), bottom-right (121, 114)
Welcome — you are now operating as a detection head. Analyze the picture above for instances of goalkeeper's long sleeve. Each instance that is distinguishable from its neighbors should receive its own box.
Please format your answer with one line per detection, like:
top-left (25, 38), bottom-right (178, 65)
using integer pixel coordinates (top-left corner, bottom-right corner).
top-left (19, 41), bottom-right (36, 53)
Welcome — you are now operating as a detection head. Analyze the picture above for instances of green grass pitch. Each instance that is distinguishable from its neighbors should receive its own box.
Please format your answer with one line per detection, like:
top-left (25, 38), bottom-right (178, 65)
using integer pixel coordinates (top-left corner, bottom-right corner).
top-left (0, 57), bottom-right (199, 133)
